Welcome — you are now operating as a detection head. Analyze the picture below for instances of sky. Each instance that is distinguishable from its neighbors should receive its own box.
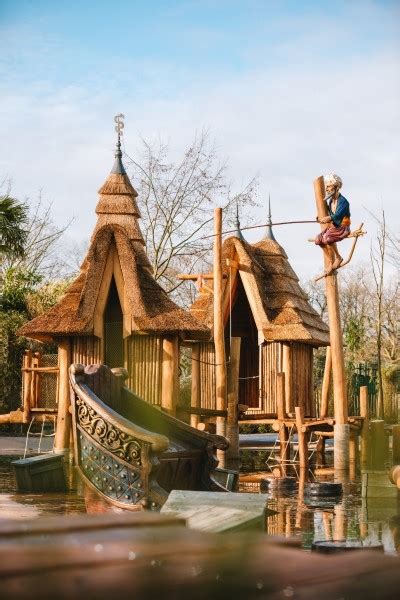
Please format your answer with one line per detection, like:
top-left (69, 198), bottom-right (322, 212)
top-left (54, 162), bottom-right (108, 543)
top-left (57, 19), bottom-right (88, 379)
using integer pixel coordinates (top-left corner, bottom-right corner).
top-left (0, 0), bottom-right (399, 281)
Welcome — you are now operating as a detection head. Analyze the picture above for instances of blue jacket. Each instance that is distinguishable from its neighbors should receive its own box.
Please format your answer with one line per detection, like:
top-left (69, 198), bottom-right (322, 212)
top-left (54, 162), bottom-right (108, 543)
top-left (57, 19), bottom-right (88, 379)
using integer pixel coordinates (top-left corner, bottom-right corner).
top-left (328, 194), bottom-right (351, 227)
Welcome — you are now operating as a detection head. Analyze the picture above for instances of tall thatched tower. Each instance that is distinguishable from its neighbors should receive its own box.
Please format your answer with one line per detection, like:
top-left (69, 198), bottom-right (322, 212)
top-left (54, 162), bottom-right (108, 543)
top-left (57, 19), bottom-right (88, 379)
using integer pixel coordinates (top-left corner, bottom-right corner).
top-left (19, 130), bottom-right (209, 453)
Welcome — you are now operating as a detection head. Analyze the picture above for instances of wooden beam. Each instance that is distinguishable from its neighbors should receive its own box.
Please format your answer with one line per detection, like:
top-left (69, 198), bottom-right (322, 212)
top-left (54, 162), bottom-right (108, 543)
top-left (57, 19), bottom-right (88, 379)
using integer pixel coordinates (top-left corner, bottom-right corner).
top-left (295, 406), bottom-right (309, 471)
top-left (177, 273), bottom-right (227, 281)
top-left (22, 350), bottom-right (33, 424)
top-left (190, 345), bottom-right (200, 429)
top-left (226, 337), bottom-right (241, 465)
top-left (214, 208), bottom-right (227, 465)
top-left (314, 176), bottom-right (349, 471)
top-left (277, 372), bottom-right (290, 466)
top-left (54, 338), bottom-right (72, 455)
top-left (320, 346), bottom-right (331, 418)
top-left (161, 336), bottom-right (179, 416)
top-left (178, 407), bottom-right (228, 417)
top-left (282, 344), bottom-right (293, 414)
top-left (360, 386), bottom-right (369, 470)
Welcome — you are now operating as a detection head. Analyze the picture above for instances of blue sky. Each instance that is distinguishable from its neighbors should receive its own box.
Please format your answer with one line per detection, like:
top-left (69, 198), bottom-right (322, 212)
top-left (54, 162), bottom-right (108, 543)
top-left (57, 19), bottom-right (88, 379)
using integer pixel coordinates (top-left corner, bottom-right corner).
top-left (0, 0), bottom-right (399, 279)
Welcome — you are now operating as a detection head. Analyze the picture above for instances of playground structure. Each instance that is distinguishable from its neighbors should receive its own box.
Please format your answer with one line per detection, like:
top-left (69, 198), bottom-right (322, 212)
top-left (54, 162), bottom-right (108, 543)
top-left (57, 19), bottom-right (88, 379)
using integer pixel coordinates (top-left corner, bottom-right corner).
top-left (0, 119), bottom-right (375, 503)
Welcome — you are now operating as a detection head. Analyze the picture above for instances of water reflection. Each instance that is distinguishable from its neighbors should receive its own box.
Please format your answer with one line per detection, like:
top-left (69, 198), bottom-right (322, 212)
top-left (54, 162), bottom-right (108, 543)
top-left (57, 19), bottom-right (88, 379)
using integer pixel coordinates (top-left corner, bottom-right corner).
top-left (0, 459), bottom-right (87, 520)
top-left (240, 450), bottom-right (400, 554)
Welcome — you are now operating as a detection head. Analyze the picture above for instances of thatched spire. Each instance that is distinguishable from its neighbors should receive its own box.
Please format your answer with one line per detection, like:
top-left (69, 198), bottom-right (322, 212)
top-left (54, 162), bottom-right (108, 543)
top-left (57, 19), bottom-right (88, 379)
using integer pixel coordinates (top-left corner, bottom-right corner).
top-left (18, 122), bottom-right (210, 343)
top-left (94, 126), bottom-right (144, 245)
top-left (111, 133), bottom-right (126, 175)
top-left (264, 194), bottom-right (276, 242)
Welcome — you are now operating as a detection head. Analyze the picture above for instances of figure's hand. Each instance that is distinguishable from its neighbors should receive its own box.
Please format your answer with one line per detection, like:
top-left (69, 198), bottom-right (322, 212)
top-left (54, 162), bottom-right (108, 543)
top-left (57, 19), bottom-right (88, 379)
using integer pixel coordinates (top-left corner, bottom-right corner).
top-left (320, 216), bottom-right (331, 224)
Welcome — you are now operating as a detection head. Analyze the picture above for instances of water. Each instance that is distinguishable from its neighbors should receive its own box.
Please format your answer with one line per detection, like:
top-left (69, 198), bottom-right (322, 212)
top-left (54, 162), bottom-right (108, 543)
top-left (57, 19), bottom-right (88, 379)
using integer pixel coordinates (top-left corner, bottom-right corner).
top-left (0, 457), bottom-right (87, 519)
top-left (240, 449), bottom-right (400, 554)
top-left (1, 452), bottom-right (399, 555)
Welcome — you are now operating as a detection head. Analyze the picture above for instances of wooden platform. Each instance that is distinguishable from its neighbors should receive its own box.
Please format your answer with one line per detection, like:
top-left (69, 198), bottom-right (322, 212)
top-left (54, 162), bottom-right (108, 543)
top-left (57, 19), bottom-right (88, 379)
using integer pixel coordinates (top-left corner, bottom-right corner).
top-left (0, 512), bottom-right (399, 599)
top-left (161, 490), bottom-right (270, 533)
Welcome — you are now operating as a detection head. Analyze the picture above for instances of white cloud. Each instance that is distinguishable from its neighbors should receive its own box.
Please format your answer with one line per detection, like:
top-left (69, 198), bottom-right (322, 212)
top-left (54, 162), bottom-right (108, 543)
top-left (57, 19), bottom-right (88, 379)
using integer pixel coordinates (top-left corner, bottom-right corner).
top-left (0, 10), bottom-right (398, 283)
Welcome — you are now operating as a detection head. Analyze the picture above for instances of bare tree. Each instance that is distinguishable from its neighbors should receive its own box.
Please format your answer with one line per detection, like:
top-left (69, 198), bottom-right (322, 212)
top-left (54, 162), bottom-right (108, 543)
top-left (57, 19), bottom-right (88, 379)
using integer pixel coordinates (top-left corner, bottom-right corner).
top-left (1, 193), bottom-right (72, 281)
top-left (124, 132), bottom-right (258, 304)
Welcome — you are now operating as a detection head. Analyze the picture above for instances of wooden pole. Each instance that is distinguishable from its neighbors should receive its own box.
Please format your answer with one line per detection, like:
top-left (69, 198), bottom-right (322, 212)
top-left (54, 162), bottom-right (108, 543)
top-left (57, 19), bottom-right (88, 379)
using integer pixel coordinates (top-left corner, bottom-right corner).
top-left (360, 386), bottom-right (370, 470)
top-left (282, 343), bottom-right (293, 414)
top-left (54, 337), bottom-right (72, 455)
top-left (214, 208), bottom-right (227, 466)
top-left (314, 176), bottom-right (349, 471)
top-left (226, 337), bottom-right (241, 467)
top-left (392, 425), bottom-right (400, 465)
top-left (320, 346), bottom-right (331, 418)
top-left (295, 406), bottom-right (309, 472)
top-left (191, 345), bottom-right (201, 429)
top-left (277, 372), bottom-right (290, 467)
top-left (161, 336), bottom-right (179, 416)
top-left (22, 350), bottom-right (32, 424)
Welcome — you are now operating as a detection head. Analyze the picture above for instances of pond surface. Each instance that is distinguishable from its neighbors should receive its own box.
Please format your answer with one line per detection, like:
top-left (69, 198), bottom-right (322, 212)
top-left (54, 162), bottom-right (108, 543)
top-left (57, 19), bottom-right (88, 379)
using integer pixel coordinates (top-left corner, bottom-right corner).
top-left (240, 448), bottom-right (400, 554)
top-left (1, 451), bottom-right (399, 555)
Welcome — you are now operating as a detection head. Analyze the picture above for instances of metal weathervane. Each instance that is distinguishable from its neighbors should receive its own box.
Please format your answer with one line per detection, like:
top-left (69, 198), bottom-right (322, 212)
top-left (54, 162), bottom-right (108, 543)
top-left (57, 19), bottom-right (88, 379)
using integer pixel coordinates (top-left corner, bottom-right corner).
top-left (114, 113), bottom-right (125, 138)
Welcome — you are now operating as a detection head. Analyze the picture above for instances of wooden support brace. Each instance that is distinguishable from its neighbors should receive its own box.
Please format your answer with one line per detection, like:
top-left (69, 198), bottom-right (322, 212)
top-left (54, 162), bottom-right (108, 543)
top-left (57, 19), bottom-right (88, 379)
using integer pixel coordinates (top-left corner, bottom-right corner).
top-left (314, 223), bottom-right (365, 282)
top-left (295, 406), bottom-right (309, 471)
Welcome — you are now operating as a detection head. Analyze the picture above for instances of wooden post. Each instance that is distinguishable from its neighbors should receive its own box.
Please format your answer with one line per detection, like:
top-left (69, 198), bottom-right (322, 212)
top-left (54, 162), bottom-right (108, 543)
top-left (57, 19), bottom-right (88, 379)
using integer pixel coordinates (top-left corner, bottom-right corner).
top-left (295, 406), bottom-right (308, 472)
top-left (161, 336), bottom-right (179, 416)
top-left (190, 345), bottom-right (201, 429)
top-left (282, 343), bottom-right (292, 414)
top-left (314, 176), bottom-right (349, 471)
top-left (360, 386), bottom-right (370, 470)
top-left (54, 337), bottom-right (72, 455)
top-left (22, 350), bottom-right (33, 424)
top-left (213, 208), bottom-right (227, 466)
top-left (349, 431), bottom-right (358, 481)
top-left (392, 425), bottom-right (400, 465)
top-left (369, 420), bottom-right (386, 470)
top-left (226, 337), bottom-right (241, 467)
top-left (320, 346), bottom-right (331, 418)
top-left (277, 372), bottom-right (290, 466)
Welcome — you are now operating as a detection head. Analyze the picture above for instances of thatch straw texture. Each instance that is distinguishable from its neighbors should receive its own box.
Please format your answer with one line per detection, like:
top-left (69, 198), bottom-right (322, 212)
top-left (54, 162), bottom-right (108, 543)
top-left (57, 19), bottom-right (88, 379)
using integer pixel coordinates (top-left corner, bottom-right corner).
top-left (190, 236), bottom-right (329, 346)
top-left (19, 168), bottom-right (210, 343)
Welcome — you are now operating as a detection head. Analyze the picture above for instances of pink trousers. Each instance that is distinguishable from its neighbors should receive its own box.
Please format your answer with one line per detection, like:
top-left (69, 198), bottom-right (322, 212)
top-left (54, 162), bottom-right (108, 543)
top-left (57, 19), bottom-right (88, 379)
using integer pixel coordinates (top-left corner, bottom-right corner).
top-left (315, 225), bottom-right (350, 246)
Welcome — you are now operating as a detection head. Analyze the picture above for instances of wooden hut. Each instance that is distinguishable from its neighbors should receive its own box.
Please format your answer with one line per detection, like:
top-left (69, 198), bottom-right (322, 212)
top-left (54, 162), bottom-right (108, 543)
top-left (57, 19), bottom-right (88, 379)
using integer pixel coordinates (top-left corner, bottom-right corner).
top-left (18, 136), bottom-right (209, 452)
top-left (189, 215), bottom-right (330, 423)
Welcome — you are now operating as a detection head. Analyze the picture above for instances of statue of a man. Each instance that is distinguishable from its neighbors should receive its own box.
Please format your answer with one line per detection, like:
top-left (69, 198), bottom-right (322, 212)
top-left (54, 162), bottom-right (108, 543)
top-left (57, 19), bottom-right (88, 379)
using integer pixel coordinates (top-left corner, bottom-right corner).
top-left (315, 173), bottom-right (351, 271)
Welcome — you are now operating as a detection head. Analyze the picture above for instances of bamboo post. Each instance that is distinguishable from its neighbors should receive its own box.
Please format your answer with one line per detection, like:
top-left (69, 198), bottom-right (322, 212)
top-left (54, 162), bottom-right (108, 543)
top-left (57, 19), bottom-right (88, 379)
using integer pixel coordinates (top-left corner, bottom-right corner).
top-left (320, 346), bottom-right (331, 418)
top-left (295, 406), bottom-right (309, 472)
top-left (277, 372), bottom-right (290, 467)
top-left (161, 336), bottom-right (179, 415)
top-left (392, 425), bottom-right (400, 465)
top-left (226, 337), bottom-right (241, 467)
top-left (191, 345), bottom-right (201, 429)
top-left (22, 350), bottom-right (33, 423)
top-left (54, 337), bottom-right (72, 455)
top-left (349, 431), bottom-right (358, 480)
top-left (360, 385), bottom-right (370, 470)
top-left (214, 208), bottom-right (227, 466)
top-left (314, 176), bottom-right (349, 471)
top-left (282, 343), bottom-right (293, 414)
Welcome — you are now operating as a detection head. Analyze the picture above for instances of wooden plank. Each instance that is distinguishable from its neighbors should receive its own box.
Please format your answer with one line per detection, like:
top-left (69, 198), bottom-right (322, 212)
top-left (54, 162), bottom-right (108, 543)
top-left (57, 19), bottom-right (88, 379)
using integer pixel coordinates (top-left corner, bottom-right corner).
top-left (161, 490), bottom-right (268, 533)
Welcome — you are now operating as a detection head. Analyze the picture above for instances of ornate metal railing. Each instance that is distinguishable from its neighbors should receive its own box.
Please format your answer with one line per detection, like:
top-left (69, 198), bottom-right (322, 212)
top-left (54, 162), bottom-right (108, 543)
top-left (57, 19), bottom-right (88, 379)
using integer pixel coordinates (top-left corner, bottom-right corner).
top-left (70, 364), bottom-right (169, 510)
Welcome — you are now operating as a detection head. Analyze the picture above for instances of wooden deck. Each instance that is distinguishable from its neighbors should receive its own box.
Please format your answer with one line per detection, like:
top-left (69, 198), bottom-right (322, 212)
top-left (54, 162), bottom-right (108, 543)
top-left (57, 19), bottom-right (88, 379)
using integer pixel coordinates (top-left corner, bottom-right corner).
top-left (161, 490), bottom-right (270, 533)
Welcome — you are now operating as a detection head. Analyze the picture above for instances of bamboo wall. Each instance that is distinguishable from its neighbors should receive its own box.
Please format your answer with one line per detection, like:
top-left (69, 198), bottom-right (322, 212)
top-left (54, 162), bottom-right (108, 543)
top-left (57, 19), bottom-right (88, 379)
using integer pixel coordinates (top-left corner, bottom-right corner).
top-left (248, 341), bottom-right (314, 416)
top-left (71, 336), bottom-right (102, 364)
top-left (125, 335), bottom-right (163, 405)
top-left (198, 342), bottom-right (216, 410)
top-left (291, 343), bottom-right (314, 417)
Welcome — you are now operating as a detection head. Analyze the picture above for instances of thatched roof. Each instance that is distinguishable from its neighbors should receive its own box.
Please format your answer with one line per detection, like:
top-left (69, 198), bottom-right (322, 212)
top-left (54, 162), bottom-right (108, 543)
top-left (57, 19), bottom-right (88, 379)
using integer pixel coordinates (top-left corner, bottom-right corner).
top-left (190, 236), bottom-right (329, 346)
top-left (19, 148), bottom-right (210, 343)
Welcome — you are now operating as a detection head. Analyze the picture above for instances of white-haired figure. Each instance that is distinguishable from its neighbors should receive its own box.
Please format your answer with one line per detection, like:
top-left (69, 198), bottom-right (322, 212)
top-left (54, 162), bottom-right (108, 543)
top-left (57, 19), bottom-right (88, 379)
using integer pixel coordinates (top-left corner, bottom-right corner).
top-left (315, 173), bottom-right (351, 271)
